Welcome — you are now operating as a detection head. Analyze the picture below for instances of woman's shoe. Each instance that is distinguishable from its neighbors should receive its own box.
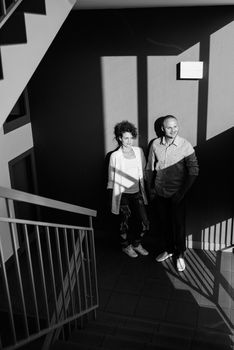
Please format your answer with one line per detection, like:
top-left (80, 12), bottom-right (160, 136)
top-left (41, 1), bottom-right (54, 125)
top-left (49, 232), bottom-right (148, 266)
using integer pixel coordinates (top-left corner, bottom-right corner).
top-left (133, 244), bottom-right (149, 256)
top-left (122, 245), bottom-right (138, 258)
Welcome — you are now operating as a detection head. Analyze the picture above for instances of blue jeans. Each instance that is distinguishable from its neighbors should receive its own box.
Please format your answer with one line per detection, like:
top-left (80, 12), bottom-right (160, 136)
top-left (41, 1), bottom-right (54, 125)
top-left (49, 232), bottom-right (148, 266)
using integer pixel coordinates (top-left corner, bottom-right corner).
top-left (119, 192), bottom-right (149, 248)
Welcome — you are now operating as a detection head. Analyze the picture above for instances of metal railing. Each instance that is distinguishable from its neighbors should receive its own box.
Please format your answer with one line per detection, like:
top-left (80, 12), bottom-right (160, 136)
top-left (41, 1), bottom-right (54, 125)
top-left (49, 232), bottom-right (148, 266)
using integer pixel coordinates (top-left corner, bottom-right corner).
top-left (0, 186), bottom-right (98, 350)
top-left (0, 0), bottom-right (24, 29)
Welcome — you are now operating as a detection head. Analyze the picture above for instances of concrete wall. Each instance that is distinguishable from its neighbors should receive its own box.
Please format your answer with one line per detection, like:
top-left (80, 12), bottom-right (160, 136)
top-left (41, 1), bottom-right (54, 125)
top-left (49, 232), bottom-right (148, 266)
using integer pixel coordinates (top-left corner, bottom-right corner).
top-left (0, 0), bottom-right (76, 128)
top-left (29, 7), bottom-right (234, 248)
top-left (0, 123), bottom-right (34, 261)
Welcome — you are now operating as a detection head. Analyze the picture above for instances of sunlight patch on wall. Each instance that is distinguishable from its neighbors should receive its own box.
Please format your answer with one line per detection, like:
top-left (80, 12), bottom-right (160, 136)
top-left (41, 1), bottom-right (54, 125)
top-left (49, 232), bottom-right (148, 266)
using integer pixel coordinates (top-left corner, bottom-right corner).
top-left (147, 43), bottom-right (200, 147)
top-left (101, 56), bottom-right (138, 154)
top-left (187, 217), bottom-right (233, 251)
top-left (207, 20), bottom-right (234, 140)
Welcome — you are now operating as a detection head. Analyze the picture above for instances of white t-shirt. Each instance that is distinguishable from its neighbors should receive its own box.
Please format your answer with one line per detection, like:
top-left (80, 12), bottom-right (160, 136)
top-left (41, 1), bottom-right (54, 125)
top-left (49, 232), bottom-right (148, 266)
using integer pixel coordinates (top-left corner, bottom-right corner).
top-left (122, 157), bottom-right (140, 194)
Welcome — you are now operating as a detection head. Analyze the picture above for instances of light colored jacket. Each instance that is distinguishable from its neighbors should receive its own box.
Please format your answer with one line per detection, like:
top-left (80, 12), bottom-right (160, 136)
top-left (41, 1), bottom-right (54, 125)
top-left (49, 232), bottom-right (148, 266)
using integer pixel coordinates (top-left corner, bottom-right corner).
top-left (107, 146), bottom-right (148, 214)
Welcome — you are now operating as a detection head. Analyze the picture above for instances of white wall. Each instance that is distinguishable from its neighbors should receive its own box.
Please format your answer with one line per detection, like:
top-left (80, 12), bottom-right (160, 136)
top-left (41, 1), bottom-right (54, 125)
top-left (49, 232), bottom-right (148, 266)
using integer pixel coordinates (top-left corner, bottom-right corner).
top-left (0, 123), bottom-right (33, 261)
top-left (0, 0), bottom-right (76, 128)
top-left (207, 20), bottom-right (234, 139)
top-left (101, 56), bottom-right (139, 153)
top-left (147, 43), bottom-right (200, 146)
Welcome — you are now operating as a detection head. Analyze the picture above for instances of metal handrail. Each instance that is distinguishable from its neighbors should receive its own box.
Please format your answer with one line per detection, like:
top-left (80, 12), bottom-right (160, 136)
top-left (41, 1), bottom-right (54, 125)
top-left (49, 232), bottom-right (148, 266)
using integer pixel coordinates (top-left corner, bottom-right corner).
top-left (0, 187), bottom-right (99, 350)
top-left (0, 186), bottom-right (97, 217)
top-left (0, 0), bottom-right (24, 30)
top-left (0, 217), bottom-right (94, 230)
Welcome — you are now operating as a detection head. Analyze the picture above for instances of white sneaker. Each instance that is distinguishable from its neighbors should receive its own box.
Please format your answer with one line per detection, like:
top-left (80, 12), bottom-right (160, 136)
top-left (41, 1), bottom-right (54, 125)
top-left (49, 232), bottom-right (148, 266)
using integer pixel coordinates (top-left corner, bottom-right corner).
top-left (177, 257), bottom-right (186, 272)
top-left (133, 244), bottom-right (149, 256)
top-left (122, 245), bottom-right (138, 258)
top-left (156, 251), bottom-right (173, 262)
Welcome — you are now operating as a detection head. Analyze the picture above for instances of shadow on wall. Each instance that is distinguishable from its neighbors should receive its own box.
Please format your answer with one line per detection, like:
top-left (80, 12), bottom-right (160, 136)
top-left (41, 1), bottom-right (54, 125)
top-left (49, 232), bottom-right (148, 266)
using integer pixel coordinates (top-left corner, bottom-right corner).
top-left (28, 8), bottom-right (234, 234)
top-left (186, 127), bottom-right (234, 249)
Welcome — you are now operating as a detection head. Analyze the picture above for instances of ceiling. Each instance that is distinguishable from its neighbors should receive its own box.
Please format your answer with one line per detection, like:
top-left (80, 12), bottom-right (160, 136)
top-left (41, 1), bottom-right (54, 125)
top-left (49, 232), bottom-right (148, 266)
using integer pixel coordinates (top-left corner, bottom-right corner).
top-left (74, 0), bottom-right (234, 10)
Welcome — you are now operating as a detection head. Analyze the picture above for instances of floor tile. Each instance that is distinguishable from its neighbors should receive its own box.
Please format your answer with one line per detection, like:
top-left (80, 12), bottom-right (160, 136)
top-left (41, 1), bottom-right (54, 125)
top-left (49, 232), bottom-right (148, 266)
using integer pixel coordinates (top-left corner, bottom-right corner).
top-left (134, 296), bottom-right (168, 321)
top-left (197, 306), bottom-right (231, 333)
top-left (114, 274), bottom-right (145, 294)
top-left (165, 300), bottom-right (199, 327)
top-left (141, 278), bottom-right (173, 300)
top-left (105, 291), bottom-right (139, 316)
top-left (98, 288), bottom-right (112, 310)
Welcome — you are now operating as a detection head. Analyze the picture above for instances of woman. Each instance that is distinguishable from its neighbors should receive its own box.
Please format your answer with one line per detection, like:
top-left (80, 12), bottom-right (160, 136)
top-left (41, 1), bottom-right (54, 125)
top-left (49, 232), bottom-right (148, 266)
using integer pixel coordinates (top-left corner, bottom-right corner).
top-left (107, 121), bottom-right (149, 258)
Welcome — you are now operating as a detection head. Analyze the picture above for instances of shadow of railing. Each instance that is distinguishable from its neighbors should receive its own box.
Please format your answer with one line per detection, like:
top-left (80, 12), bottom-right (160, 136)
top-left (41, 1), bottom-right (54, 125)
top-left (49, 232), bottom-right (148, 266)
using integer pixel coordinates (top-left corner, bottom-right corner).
top-left (164, 248), bottom-right (234, 333)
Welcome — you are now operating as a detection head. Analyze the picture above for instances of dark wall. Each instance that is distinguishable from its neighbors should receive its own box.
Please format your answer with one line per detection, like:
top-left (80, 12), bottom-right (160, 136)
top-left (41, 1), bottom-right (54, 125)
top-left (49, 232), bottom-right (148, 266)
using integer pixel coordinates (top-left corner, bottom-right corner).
top-left (28, 7), bottom-right (234, 230)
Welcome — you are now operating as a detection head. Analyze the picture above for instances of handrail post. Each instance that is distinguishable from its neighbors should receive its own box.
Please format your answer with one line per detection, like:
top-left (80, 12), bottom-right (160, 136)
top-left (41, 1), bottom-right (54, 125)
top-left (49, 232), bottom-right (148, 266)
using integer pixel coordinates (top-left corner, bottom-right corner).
top-left (89, 216), bottom-right (98, 320)
top-left (5, 199), bottom-right (30, 338)
top-left (0, 235), bottom-right (17, 344)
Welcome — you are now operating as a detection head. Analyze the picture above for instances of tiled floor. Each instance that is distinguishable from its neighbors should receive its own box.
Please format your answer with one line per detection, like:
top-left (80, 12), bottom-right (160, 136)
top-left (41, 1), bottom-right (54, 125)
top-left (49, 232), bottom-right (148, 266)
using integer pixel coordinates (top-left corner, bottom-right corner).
top-left (94, 230), bottom-right (234, 345)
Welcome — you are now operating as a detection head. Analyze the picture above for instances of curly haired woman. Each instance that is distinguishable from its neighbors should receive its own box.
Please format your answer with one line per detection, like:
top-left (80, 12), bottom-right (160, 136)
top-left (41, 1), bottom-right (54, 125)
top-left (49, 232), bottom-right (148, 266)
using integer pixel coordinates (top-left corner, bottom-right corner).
top-left (107, 121), bottom-right (149, 258)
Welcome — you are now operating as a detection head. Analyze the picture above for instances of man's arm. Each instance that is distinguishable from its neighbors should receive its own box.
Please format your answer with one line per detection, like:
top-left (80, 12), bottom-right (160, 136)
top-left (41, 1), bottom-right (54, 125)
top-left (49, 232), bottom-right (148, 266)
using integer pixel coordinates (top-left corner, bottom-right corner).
top-left (172, 151), bottom-right (199, 204)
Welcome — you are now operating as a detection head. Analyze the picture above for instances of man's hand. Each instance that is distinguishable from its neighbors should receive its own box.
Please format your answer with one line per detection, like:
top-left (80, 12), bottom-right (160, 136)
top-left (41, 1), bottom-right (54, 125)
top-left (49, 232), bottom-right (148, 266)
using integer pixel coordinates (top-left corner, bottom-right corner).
top-left (172, 190), bottom-right (185, 205)
top-left (172, 175), bottom-right (197, 205)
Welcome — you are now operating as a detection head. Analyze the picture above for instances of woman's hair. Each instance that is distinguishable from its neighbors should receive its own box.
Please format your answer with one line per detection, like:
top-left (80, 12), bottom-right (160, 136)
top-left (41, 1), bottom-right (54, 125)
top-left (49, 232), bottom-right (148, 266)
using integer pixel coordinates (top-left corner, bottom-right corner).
top-left (114, 120), bottom-right (137, 145)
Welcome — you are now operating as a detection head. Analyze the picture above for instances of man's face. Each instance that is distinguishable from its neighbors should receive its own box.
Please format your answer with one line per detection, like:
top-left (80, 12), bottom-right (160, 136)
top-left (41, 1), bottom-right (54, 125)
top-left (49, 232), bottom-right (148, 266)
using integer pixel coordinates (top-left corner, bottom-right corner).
top-left (162, 118), bottom-right (179, 139)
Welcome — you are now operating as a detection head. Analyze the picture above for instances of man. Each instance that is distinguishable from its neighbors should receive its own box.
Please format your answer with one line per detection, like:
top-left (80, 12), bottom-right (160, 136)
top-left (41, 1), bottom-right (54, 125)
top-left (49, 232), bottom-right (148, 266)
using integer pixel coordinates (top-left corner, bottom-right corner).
top-left (146, 115), bottom-right (199, 272)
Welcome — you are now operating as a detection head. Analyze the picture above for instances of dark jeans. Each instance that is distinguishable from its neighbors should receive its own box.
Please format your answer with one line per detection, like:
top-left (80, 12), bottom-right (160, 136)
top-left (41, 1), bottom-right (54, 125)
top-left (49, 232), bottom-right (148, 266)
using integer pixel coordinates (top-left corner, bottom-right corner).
top-left (119, 192), bottom-right (149, 248)
top-left (154, 195), bottom-right (186, 257)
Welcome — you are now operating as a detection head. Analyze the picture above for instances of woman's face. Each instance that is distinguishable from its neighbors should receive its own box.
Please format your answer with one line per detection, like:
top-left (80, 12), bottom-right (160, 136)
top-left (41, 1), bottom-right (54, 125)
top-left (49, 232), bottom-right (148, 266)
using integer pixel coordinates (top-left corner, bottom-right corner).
top-left (119, 132), bottom-right (134, 149)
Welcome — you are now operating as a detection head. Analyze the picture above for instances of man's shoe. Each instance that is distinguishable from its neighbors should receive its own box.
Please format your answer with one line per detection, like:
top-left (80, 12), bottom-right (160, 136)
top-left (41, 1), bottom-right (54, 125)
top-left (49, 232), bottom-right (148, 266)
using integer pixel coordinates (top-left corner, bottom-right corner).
top-left (177, 257), bottom-right (186, 272)
top-left (156, 251), bottom-right (173, 262)
top-left (133, 244), bottom-right (149, 256)
top-left (122, 245), bottom-right (138, 258)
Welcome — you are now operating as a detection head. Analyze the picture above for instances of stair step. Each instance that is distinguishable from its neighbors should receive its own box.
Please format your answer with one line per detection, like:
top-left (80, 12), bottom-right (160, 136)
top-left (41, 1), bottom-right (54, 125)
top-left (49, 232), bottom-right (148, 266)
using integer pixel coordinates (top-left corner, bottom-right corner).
top-left (17, 0), bottom-right (46, 15)
top-left (66, 310), bottom-right (233, 350)
top-left (52, 340), bottom-right (101, 350)
top-left (0, 12), bottom-right (27, 45)
top-left (69, 329), bottom-right (105, 347)
top-left (0, 310), bottom-right (47, 347)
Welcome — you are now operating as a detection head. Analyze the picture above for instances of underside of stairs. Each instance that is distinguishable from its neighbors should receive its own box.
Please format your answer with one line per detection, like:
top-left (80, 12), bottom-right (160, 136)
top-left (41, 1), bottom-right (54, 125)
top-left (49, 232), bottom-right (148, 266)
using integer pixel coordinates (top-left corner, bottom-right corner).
top-left (0, 0), bottom-right (76, 128)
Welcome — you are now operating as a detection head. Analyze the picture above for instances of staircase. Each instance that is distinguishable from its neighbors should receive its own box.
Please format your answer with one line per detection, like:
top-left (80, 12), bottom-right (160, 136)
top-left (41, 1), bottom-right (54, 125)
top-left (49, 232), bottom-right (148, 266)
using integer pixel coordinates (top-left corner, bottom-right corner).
top-left (0, 186), bottom-right (98, 350)
top-left (0, 0), bottom-right (76, 127)
top-left (51, 310), bottom-right (233, 350)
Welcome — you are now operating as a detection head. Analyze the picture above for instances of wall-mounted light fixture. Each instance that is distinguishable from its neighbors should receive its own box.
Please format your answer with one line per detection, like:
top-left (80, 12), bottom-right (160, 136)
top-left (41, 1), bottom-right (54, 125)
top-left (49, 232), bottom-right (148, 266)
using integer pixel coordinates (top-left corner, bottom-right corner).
top-left (178, 61), bottom-right (204, 80)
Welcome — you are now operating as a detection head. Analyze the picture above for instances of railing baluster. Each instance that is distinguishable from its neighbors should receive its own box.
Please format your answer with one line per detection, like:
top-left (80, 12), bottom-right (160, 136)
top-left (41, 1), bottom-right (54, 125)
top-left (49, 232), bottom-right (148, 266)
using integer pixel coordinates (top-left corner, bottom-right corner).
top-left (71, 228), bottom-right (83, 327)
top-left (63, 228), bottom-right (75, 316)
top-left (45, 226), bottom-right (59, 322)
top-left (35, 225), bottom-right (50, 326)
top-left (78, 229), bottom-right (88, 312)
top-left (1, 0), bottom-right (6, 15)
top-left (23, 224), bottom-right (40, 332)
top-left (6, 199), bottom-right (29, 338)
top-left (55, 227), bottom-right (66, 320)
top-left (0, 235), bottom-right (17, 344)
top-left (88, 218), bottom-right (99, 319)
top-left (0, 0), bottom-right (24, 29)
top-left (84, 229), bottom-right (92, 309)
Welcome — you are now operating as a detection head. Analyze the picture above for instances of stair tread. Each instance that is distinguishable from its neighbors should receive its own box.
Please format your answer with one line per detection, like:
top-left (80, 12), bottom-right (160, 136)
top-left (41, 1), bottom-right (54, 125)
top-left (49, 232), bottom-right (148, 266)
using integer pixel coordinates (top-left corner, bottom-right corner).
top-left (94, 311), bottom-right (234, 336)
top-left (52, 340), bottom-right (101, 350)
top-left (70, 324), bottom-right (233, 348)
